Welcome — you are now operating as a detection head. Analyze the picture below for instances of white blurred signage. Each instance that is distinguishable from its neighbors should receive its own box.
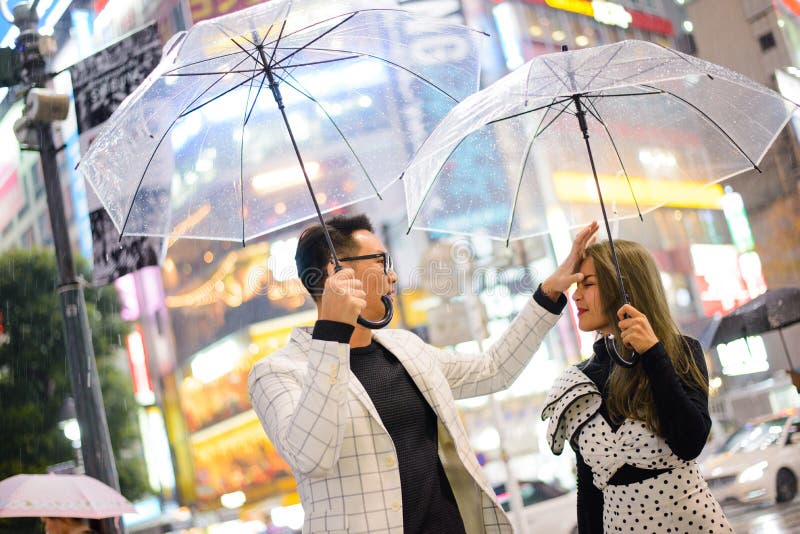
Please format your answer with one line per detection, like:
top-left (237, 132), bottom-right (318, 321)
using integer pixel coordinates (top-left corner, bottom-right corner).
top-left (397, 0), bottom-right (472, 145)
top-left (190, 339), bottom-right (241, 383)
top-left (717, 336), bottom-right (770, 376)
top-left (592, 1), bottom-right (632, 28)
top-left (138, 406), bottom-right (177, 494)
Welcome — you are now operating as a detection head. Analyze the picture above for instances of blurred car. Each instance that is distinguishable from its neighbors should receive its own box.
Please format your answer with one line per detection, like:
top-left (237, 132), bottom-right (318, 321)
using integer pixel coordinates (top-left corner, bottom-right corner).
top-left (493, 480), bottom-right (578, 533)
top-left (700, 410), bottom-right (800, 505)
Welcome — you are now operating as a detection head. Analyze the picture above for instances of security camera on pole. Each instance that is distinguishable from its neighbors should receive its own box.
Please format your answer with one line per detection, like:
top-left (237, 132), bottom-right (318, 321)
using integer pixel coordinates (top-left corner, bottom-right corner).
top-left (1, 3), bottom-right (123, 533)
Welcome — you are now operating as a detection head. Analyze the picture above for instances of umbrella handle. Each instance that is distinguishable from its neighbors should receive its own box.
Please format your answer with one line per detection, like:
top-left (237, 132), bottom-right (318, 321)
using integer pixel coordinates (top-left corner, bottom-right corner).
top-left (604, 333), bottom-right (640, 368)
top-left (356, 295), bottom-right (395, 329)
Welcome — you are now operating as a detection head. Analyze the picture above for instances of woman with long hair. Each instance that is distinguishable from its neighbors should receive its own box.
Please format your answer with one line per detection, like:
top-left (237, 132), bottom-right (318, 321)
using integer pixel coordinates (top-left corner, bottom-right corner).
top-left (542, 240), bottom-right (732, 533)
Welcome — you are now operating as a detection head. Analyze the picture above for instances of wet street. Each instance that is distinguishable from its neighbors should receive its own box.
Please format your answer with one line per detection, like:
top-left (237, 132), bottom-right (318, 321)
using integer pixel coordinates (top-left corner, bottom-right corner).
top-left (725, 499), bottom-right (800, 533)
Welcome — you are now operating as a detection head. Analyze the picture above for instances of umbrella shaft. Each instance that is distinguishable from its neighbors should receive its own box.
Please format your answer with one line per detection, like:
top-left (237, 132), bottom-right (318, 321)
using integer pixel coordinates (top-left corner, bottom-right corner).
top-left (573, 95), bottom-right (630, 305)
top-left (270, 75), bottom-right (341, 268)
top-left (266, 67), bottom-right (283, 108)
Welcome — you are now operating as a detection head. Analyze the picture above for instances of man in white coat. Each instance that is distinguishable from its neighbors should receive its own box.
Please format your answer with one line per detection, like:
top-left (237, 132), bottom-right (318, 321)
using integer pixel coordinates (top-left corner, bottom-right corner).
top-left (249, 214), bottom-right (598, 533)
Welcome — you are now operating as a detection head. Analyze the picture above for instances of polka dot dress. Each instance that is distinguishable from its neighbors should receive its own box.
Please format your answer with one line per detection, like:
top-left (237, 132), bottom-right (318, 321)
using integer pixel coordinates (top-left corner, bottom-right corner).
top-left (543, 367), bottom-right (733, 533)
top-left (603, 463), bottom-right (732, 533)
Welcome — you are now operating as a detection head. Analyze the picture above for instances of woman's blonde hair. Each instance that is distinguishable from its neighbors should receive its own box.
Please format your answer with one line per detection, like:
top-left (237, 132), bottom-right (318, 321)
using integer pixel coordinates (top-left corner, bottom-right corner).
top-left (585, 240), bottom-right (708, 435)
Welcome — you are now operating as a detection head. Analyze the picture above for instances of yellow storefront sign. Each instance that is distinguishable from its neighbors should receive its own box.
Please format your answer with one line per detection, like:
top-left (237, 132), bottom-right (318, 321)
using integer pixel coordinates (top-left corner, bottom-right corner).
top-left (553, 171), bottom-right (725, 210)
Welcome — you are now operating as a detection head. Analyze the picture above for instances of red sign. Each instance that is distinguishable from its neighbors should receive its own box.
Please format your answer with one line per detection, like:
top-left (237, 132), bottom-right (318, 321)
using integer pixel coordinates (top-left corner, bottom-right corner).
top-left (126, 329), bottom-right (156, 406)
top-left (190, 0), bottom-right (265, 23)
top-left (629, 9), bottom-right (674, 36)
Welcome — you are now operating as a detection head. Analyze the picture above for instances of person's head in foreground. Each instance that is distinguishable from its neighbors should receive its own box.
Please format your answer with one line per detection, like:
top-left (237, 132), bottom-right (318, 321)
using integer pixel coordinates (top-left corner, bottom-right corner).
top-left (295, 213), bottom-right (397, 325)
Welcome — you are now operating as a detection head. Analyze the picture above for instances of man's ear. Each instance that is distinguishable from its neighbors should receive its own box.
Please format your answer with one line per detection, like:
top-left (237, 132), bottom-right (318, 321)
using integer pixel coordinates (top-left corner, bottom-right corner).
top-left (325, 261), bottom-right (335, 276)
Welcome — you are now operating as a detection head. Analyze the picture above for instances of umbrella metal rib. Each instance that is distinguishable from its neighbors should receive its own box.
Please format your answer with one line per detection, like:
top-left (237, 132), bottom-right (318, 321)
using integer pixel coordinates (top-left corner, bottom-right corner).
top-left (282, 46), bottom-right (462, 103)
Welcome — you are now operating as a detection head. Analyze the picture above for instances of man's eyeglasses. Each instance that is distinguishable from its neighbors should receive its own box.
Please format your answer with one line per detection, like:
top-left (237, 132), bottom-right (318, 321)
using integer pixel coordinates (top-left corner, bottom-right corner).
top-left (337, 252), bottom-right (394, 275)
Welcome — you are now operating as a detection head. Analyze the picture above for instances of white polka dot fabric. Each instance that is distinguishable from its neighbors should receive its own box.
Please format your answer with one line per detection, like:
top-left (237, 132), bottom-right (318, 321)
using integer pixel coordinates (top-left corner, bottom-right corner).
top-left (577, 417), bottom-right (686, 490)
top-left (602, 463), bottom-right (733, 533)
top-left (543, 366), bottom-right (733, 532)
top-left (541, 366), bottom-right (602, 455)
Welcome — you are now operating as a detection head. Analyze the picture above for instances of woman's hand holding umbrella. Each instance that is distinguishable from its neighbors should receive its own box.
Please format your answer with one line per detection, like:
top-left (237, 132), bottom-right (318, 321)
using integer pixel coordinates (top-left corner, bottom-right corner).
top-left (617, 304), bottom-right (659, 354)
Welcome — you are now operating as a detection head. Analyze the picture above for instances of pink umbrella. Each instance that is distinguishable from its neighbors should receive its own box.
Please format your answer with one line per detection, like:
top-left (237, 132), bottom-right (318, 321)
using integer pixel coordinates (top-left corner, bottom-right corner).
top-left (0, 474), bottom-right (135, 519)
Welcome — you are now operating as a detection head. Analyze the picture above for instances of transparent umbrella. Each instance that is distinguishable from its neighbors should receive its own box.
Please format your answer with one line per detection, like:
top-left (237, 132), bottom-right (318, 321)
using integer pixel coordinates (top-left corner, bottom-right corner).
top-left (403, 40), bottom-right (797, 362)
top-left (78, 0), bottom-right (484, 328)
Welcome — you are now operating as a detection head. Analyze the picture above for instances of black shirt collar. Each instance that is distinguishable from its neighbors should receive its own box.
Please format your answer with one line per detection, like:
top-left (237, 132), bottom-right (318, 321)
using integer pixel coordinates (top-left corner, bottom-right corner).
top-left (350, 340), bottom-right (382, 357)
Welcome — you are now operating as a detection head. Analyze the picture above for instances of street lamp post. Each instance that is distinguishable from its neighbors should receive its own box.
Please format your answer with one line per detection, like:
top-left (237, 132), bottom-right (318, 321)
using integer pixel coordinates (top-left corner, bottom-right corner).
top-left (4, 3), bottom-right (124, 533)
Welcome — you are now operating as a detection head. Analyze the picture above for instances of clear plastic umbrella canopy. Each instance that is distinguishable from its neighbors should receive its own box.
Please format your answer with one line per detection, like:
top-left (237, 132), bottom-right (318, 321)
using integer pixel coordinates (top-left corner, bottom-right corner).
top-left (78, 0), bottom-right (484, 243)
top-left (403, 40), bottom-right (797, 242)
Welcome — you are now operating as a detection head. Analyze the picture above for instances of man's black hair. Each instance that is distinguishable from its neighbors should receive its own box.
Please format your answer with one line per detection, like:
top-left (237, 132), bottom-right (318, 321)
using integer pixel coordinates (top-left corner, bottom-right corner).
top-left (295, 213), bottom-right (374, 300)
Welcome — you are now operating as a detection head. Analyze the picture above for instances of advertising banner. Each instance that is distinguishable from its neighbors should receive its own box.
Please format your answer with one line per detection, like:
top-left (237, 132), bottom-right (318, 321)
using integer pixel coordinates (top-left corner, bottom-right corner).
top-left (71, 23), bottom-right (161, 135)
top-left (71, 24), bottom-right (166, 285)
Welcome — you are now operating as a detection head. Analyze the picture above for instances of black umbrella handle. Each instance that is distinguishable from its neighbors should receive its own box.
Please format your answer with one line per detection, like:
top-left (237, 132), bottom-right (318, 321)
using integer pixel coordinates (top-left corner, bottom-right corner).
top-left (270, 79), bottom-right (394, 330)
top-left (605, 333), bottom-right (640, 368)
top-left (606, 299), bottom-right (640, 368)
top-left (357, 294), bottom-right (394, 329)
top-left (332, 264), bottom-right (394, 329)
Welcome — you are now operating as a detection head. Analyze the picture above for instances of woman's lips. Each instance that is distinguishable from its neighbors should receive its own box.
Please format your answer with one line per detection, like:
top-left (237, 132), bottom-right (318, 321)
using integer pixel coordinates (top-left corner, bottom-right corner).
top-left (577, 308), bottom-right (588, 317)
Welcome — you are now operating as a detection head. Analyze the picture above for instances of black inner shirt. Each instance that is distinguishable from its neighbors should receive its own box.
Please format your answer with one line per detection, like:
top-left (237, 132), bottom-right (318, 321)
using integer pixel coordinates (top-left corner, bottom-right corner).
top-left (349, 341), bottom-right (466, 534)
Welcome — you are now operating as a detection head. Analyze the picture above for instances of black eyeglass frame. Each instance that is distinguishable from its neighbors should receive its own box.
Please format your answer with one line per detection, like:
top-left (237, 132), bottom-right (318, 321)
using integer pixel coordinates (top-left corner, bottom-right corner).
top-left (337, 252), bottom-right (393, 275)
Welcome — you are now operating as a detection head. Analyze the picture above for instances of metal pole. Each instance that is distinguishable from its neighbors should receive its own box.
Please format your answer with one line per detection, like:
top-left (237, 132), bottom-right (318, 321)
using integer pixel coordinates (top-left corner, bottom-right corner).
top-left (10, 2), bottom-right (123, 531)
top-left (39, 123), bottom-right (124, 534)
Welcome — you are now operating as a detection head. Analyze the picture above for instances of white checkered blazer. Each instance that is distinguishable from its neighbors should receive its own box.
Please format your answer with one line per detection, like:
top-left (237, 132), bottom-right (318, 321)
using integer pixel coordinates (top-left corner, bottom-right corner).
top-left (248, 298), bottom-right (560, 533)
